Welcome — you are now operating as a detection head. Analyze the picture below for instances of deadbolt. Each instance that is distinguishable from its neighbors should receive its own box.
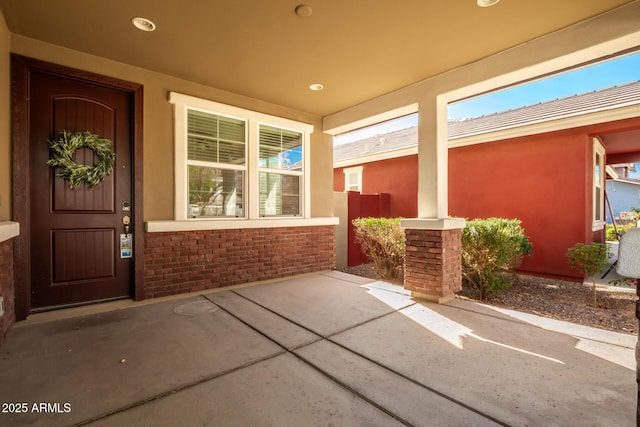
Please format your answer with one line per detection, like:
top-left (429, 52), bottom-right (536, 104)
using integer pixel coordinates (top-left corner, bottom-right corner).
top-left (123, 215), bottom-right (131, 236)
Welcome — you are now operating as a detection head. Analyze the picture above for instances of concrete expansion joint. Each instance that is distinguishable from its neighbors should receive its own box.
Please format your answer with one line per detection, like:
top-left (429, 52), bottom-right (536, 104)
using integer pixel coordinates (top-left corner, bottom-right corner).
top-left (73, 302), bottom-right (288, 426)
top-left (214, 287), bottom-right (509, 427)
top-left (209, 291), bottom-right (422, 425)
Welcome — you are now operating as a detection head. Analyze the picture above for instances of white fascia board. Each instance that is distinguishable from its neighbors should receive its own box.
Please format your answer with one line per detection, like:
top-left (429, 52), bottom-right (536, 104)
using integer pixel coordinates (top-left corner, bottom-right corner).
top-left (324, 104), bottom-right (418, 136)
top-left (606, 165), bottom-right (619, 180)
top-left (613, 178), bottom-right (640, 186)
top-left (334, 146), bottom-right (418, 168)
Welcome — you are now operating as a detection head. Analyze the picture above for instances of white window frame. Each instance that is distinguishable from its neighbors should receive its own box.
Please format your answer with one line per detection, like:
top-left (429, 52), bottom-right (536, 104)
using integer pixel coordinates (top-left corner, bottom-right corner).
top-left (258, 123), bottom-right (305, 217)
top-left (592, 137), bottom-right (606, 231)
top-left (343, 166), bottom-right (363, 192)
top-left (170, 92), bottom-right (313, 222)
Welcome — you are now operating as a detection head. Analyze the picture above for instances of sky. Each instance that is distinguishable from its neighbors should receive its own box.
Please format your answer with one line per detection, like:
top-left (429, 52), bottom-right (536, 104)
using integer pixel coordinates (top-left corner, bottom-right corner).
top-left (447, 51), bottom-right (640, 120)
top-left (333, 51), bottom-right (640, 176)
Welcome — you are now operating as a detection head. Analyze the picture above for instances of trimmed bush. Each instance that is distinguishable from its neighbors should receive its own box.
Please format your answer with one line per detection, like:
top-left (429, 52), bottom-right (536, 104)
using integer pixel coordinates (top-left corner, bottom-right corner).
top-left (352, 217), bottom-right (405, 280)
top-left (606, 223), bottom-right (637, 241)
top-left (461, 218), bottom-right (533, 300)
top-left (567, 242), bottom-right (611, 306)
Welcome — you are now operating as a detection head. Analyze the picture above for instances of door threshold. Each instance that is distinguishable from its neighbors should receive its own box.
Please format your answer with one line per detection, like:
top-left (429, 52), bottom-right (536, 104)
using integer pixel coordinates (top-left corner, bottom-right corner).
top-left (18, 297), bottom-right (134, 327)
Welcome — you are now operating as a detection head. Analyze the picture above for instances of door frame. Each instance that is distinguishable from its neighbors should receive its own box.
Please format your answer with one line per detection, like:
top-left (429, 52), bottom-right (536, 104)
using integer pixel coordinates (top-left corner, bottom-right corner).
top-left (11, 55), bottom-right (145, 320)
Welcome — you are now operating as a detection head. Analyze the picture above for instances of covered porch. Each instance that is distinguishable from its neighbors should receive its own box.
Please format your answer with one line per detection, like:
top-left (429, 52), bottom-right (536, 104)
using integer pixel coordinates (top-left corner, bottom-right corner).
top-left (0, 271), bottom-right (635, 426)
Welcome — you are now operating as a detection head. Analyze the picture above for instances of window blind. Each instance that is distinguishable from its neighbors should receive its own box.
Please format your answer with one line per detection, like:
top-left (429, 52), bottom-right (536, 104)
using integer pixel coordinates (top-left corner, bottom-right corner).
top-left (188, 110), bottom-right (246, 165)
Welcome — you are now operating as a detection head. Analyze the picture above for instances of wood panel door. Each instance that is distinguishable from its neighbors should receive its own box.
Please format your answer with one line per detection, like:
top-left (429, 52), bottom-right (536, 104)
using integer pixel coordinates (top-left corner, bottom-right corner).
top-left (29, 70), bottom-right (134, 309)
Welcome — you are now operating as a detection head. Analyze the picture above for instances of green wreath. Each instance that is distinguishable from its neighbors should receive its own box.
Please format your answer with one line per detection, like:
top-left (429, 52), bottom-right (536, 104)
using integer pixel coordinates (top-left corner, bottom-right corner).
top-left (47, 130), bottom-right (116, 189)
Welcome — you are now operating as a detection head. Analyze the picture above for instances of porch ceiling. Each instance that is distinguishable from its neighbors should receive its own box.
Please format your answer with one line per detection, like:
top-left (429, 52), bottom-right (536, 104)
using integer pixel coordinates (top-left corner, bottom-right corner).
top-left (601, 128), bottom-right (640, 163)
top-left (0, 0), bottom-right (634, 117)
top-left (602, 129), bottom-right (640, 155)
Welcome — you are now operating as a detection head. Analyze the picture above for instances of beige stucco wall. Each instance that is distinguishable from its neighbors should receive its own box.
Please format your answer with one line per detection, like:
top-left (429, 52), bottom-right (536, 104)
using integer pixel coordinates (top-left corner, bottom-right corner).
top-left (333, 191), bottom-right (348, 270)
top-left (9, 35), bottom-right (333, 221)
top-left (0, 9), bottom-right (10, 222)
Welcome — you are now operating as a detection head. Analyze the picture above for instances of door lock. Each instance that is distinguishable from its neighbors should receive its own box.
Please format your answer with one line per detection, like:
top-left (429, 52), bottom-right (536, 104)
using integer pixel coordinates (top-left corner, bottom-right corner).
top-left (123, 215), bottom-right (131, 236)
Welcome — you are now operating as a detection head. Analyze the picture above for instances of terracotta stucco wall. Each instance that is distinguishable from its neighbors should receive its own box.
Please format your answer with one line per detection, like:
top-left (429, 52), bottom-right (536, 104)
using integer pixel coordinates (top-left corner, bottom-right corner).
top-left (10, 35), bottom-right (333, 221)
top-left (449, 131), bottom-right (592, 279)
top-left (334, 155), bottom-right (419, 218)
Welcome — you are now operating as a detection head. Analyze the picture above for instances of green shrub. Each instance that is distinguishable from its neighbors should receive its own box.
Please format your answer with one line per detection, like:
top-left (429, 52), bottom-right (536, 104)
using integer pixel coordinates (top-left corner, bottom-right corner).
top-left (352, 217), bottom-right (405, 280)
top-left (461, 218), bottom-right (533, 300)
top-left (606, 223), bottom-right (637, 241)
top-left (567, 242), bottom-right (611, 306)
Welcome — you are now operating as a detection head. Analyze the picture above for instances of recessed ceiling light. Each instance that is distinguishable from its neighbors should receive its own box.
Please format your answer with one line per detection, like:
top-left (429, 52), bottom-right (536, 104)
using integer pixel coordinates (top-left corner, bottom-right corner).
top-left (295, 4), bottom-right (313, 17)
top-left (477, 0), bottom-right (500, 7)
top-left (309, 83), bottom-right (324, 91)
top-left (132, 17), bottom-right (156, 32)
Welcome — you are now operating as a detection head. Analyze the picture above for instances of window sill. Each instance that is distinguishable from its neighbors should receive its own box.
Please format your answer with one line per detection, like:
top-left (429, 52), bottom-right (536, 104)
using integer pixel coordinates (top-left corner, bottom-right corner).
top-left (145, 217), bottom-right (339, 233)
top-left (592, 220), bottom-right (606, 232)
top-left (0, 221), bottom-right (20, 243)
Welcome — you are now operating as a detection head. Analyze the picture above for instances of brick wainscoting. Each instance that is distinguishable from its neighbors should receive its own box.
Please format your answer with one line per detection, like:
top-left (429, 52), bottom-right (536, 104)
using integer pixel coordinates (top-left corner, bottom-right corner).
top-left (403, 228), bottom-right (462, 303)
top-left (0, 240), bottom-right (15, 345)
top-left (144, 225), bottom-right (336, 298)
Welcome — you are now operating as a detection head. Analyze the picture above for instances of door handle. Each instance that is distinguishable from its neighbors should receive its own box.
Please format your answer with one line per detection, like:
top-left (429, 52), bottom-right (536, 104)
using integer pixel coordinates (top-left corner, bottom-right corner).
top-left (123, 215), bottom-right (131, 236)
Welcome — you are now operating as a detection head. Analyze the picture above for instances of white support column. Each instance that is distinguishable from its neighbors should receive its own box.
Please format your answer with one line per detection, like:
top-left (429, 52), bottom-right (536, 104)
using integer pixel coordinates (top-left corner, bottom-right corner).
top-left (401, 96), bottom-right (465, 303)
top-left (417, 95), bottom-right (449, 219)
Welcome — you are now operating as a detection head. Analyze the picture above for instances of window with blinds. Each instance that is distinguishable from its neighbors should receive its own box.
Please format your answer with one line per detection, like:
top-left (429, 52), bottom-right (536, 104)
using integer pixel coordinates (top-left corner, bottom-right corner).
top-left (170, 91), bottom-right (312, 221)
top-left (259, 125), bottom-right (303, 216)
top-left (187, 109), bottom-right (246, 218)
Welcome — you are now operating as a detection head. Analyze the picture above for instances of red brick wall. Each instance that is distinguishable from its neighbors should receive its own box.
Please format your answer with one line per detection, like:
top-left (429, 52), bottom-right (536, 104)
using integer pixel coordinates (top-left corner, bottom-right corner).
top-left (144, 225), bottom-right (336, 298)
top-left (0, 240), bottom-right (15, 346)
top-left (404, 228), bottom-right (462, 301)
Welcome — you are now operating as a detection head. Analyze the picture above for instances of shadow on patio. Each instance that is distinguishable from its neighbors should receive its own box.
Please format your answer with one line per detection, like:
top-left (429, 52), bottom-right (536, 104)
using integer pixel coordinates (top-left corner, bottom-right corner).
top-left (0, 271), bottom-right (635, 426)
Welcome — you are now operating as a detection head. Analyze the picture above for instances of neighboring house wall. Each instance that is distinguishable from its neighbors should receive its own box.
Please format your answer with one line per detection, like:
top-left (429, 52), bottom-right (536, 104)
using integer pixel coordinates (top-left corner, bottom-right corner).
top-left (335, 124), bottom-right (624, 278)
top-left (449, 130), bottom-right (596, 279)
top-left (336, 134), bottom-right (595, 277)
top-left (334, 155), bottom-right (419, 218)
top-left (606, 180), bottom-right (640, 222)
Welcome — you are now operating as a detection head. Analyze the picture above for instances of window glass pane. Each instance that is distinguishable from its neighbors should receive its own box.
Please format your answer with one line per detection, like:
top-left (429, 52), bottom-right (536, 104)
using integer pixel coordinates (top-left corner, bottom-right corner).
top-left (259, 125), bottom-right (302, 170)
top-left (188, 110), bottom-right (245, 165)
top-left (259, 172), bottom-right (300, 216)
top-left (188, 165), bottom-right (244, 217)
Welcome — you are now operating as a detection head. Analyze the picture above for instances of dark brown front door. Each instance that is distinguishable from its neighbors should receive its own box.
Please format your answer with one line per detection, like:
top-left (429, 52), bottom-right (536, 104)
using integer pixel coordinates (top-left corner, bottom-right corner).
top-left (28, 70), bottom-right (133, 309)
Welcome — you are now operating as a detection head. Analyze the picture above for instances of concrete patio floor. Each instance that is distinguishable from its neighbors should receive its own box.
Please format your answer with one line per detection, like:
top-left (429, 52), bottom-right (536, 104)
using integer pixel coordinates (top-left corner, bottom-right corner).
top-left (0, 271), bottom-right (635, 426)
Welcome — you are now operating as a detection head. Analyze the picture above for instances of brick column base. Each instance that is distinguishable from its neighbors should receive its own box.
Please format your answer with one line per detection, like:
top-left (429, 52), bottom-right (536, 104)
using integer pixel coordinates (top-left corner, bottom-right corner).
top-left (401, 218), bottom-right (465, 303)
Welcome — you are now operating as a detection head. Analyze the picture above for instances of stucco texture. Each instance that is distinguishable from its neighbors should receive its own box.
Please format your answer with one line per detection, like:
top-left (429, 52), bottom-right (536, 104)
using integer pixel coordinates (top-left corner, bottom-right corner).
top-left (334, 155), bottom-right (419, 218)
top-left (449, 130), bottom-right (592, 278)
